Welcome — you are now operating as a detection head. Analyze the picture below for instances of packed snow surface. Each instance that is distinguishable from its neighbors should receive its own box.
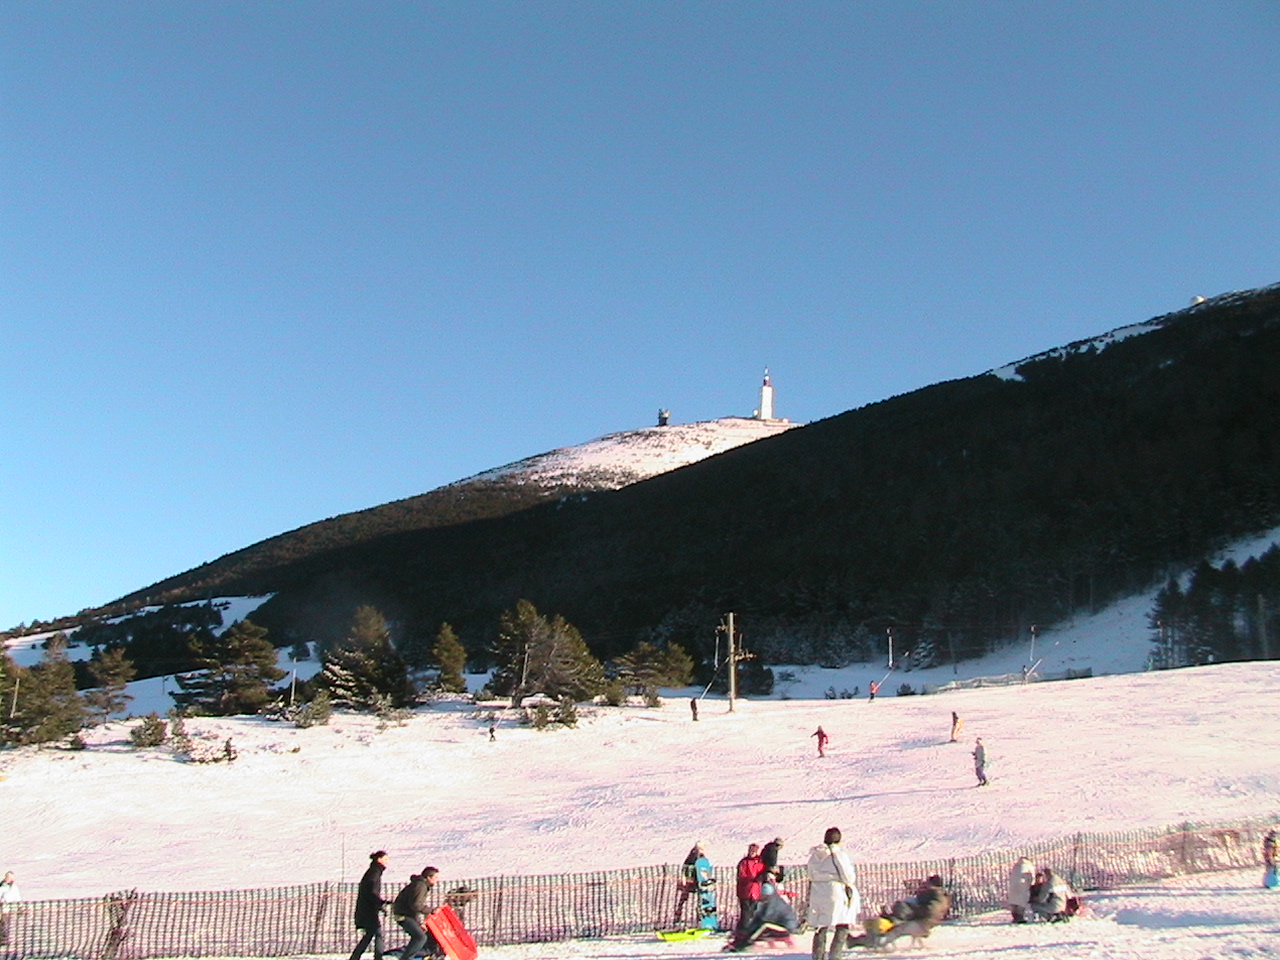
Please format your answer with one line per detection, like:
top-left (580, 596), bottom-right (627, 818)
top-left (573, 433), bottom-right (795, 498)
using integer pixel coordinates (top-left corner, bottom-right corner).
top-left (462, 417), bottom-right (797, 489)
top-left (2, 660), bottom-right (1277, 903)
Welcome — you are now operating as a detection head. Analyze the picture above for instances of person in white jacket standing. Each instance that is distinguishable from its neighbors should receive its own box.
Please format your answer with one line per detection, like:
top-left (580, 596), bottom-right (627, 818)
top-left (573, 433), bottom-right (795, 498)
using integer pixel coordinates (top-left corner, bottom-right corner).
top-left (0, 871), bottom-right (20, 946)
top-left (1006, 856), bottom-right (1035, 923)
top-left (807, 828), bottom-right (860, 960)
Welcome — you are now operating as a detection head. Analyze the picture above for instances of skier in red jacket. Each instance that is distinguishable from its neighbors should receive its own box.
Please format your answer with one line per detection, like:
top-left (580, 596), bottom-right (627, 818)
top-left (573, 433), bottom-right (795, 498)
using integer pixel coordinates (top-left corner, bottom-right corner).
top-left (811, 726), bottom-right (830, 757)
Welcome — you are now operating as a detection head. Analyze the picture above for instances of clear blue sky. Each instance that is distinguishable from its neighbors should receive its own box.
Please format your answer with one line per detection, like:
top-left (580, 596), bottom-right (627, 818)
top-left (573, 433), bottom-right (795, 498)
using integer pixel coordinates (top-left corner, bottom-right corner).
top-left (3, 1), bottom-right (1278, 630)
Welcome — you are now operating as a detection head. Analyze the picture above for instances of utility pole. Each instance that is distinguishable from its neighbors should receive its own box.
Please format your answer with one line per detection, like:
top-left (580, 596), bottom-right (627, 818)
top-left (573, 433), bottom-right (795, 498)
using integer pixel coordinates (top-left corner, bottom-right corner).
top-left (1259, 595), bottom-right (1270, 660)
top-left (886, 627), bottom-right (894, 670)
top-left (727, 612), bottom-right (737, 713)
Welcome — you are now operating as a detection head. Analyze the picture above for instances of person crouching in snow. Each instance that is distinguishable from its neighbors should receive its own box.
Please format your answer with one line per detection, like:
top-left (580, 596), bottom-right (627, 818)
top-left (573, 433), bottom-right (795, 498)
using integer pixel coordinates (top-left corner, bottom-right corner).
top-left (1029, 867), bottom-right (1072, 922)
top-left (806, 827), bottom-right (860, 960)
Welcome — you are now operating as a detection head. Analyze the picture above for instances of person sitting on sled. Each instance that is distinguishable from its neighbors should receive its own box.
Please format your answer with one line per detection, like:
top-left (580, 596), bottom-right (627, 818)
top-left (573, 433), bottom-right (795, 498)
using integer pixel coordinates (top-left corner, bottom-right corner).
top-left (877, 875), bottom-right (951, 948)
top-left (724, 874), bottom-right (798, 951)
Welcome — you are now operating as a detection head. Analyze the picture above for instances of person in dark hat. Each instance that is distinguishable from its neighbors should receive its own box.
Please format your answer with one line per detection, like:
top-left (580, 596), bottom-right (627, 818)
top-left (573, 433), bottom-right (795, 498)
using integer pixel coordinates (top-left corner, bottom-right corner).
top-left (392, 866), bottom-right (442, 960)
top-left (761, 837), bottom-right (785, 882)
top-left (350, 851), bottom-right (390, 960)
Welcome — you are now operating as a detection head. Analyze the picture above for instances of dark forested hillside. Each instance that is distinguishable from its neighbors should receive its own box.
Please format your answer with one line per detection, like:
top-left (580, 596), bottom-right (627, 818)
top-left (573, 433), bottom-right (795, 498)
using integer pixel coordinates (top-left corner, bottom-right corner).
top-left (118, 284), bottom-right (1280, 668)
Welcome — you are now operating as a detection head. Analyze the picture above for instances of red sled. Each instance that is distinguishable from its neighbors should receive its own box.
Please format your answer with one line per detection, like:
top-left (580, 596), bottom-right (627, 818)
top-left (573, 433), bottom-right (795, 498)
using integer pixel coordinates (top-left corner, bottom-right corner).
top-left (425, 903), bottom-right (478, 960)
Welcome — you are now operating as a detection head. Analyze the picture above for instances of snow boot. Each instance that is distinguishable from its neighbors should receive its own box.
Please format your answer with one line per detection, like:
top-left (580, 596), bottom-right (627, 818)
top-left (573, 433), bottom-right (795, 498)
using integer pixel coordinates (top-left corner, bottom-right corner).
top-left (827, 926), bottom-right (848, 959)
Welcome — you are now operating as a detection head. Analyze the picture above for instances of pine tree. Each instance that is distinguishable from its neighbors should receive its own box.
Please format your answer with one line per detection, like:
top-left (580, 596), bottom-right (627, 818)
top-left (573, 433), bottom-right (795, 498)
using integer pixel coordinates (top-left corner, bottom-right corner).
top-left (614, 641), bottom-right (694, 695)
top-left (432, 622), bottom-right (468, 693)
top-left (173, 619), bottom-right (285, 716)
top-left (319, 606), bottom-right (415, 710)
top-left (490, 600), bottom-right (605, 705)
top-left (84, 647), bottom-right (136, 724)
top-left (3, 634), bottom-right (85, 744)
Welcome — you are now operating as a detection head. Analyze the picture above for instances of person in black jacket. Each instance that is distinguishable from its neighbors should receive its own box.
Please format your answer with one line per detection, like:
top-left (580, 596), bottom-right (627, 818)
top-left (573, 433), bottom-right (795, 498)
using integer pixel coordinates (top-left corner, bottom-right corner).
top-left (350, 851), bottom-right (390, 960)
top-left (392, 867), bottom-right (442, 960)
top-left (761, 838), bottom-right (785, 882)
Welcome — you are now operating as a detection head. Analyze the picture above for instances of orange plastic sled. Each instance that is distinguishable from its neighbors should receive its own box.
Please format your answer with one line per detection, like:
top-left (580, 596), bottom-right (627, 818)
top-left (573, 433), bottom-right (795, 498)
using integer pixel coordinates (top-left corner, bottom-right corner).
top-left (425, 903), bottom-right (478, 960)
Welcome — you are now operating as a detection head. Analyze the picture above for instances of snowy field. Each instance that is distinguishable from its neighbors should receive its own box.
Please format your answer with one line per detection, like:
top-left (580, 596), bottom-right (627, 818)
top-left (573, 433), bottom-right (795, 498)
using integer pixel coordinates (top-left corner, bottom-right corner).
top-left (2, 531), bottom-right (1278, 958)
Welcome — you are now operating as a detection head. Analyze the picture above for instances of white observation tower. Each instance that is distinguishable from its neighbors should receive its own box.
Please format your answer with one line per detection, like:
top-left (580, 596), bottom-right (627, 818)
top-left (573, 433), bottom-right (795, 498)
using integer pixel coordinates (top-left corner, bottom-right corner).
top-left (755, 368), bottom-right (775, 421)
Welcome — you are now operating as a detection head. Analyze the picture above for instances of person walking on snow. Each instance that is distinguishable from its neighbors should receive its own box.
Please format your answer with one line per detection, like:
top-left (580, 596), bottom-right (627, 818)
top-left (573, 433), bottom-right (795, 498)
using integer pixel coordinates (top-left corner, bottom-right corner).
top-left (868, 681), bottom-right (879, 701)
top-left (807, 828), bottom-right (860, 960)
top-left (811, 726), bottom-right (829, 757)
top-left (949, 711), bottom-right (963, 742)
top-left (973, 737), bottom-right (988, 786)
top-left (349, 851), bottom-right (391, 960)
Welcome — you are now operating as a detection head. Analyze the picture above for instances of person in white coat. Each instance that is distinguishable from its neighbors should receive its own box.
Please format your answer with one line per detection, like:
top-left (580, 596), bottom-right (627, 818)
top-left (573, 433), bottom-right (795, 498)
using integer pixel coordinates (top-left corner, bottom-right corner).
top-left (0, 871), bottom-right (20, 946)
top-left (807, 828), bottom-right (860, 960)
top-left (1006, 856), bottom-right (1034, 922)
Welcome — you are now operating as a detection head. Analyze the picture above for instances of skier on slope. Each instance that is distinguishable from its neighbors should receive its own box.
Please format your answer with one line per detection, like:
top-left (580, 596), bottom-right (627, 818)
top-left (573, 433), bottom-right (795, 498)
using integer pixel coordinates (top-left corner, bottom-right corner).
top-left (811, 726), bottom-right (829, 757)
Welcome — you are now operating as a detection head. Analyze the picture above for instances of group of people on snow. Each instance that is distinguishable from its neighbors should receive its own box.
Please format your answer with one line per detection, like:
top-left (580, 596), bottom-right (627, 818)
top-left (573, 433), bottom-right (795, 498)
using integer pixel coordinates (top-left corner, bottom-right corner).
top-left (725, 827), bottom-right (954, 956)
top-left (703, 821), bottom-right (1101, 957)
top-left (350, 851), bottom-right (447, 960)
top-left (811, 712), bottom-right (989, 788)
top-left (1005, 856), bottom-right (1077, 923)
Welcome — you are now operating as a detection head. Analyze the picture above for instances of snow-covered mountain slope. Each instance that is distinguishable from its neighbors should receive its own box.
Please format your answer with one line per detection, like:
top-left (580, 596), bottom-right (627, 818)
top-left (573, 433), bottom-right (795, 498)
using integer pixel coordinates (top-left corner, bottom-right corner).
top-left (461, 416), bottom-right (799, 490)
top-left (988, 281), bottom-right (1280, 382)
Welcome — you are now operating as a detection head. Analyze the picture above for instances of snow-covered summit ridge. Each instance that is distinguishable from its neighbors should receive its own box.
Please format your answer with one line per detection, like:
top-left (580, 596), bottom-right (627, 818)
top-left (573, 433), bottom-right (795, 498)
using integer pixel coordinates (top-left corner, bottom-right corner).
top-left (988, 282), bottom-right (1280, 382)
top-left (457, 416), bottom-right (800, 490)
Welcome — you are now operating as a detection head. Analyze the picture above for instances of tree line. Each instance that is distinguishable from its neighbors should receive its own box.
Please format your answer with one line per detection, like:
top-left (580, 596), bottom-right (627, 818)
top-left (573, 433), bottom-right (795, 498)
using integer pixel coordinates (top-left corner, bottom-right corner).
top-left (0, 601), bottom-right (699, 747)
top-left (1149, 545), bottom-right (1280, 668)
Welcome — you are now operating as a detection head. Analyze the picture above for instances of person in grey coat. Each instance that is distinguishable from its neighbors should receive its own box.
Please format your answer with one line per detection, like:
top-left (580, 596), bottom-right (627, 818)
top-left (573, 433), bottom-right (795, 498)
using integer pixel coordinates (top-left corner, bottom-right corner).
top-left (392, 867), bottom-right (442, 960)
top-left (972, 738), bottom-right (988, 786)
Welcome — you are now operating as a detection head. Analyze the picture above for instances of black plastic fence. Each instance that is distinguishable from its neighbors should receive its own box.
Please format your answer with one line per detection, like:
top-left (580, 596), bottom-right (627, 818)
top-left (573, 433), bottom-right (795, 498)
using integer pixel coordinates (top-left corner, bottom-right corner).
top-left (3, 814), bottom-right (1274, 959)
